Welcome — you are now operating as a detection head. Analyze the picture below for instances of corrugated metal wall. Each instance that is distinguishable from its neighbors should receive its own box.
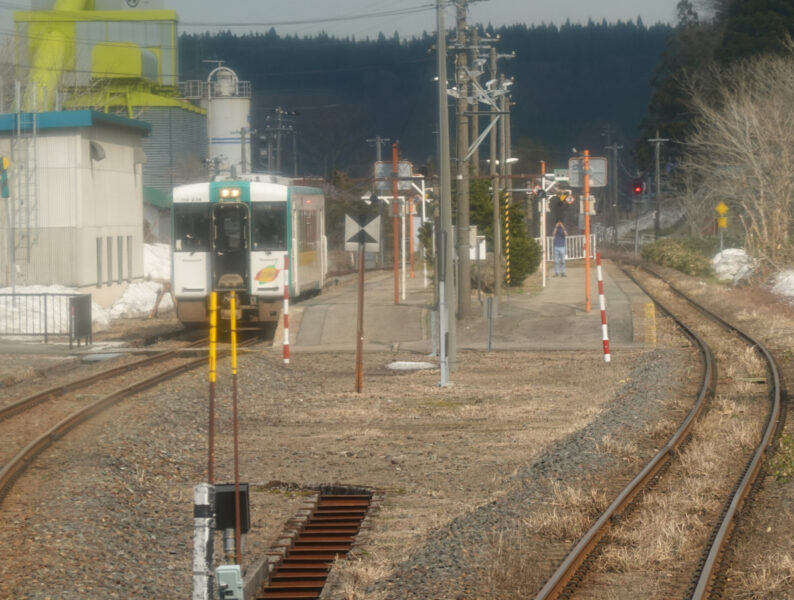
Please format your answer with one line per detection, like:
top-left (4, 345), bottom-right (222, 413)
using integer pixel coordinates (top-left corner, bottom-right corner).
top-left (137, 106), bottom-right (207, 196)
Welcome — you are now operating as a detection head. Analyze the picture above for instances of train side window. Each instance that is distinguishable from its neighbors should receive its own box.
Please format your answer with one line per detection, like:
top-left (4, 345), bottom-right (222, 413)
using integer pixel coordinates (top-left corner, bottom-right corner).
top-left (252, 203), bottom-right (286, 251)
top-left (174, 204), bottom-right (210, 252)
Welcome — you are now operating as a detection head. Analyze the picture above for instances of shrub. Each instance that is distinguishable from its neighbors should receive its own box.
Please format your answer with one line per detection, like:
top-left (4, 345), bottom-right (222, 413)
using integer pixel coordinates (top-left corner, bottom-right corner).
top-left (640, 238), bottom-right (713, 277)
top-left (507, 235), bottom-right (542, 286)
top-left (677, 234), bottom-right (744, 257)
top-left (769, 434), bottom-right (794, 481)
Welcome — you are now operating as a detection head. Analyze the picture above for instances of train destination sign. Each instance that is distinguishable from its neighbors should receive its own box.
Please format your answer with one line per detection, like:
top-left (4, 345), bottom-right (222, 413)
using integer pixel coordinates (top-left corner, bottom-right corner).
top-left (345, 214), bottom-right (380, 252)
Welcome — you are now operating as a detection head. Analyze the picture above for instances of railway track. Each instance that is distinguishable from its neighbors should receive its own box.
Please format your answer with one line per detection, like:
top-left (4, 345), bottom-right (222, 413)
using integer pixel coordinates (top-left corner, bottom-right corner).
top-left (0, 335), bottom-right (259, 505)
top-left (535, 263), bottom-right (785, 600)
top-left (256, 493), bottom-right (372, 600)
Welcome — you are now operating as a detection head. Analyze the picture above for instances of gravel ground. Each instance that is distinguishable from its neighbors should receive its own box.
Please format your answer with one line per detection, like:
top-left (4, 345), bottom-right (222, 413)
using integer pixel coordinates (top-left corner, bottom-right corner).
top-left (0, 270), bottom-right (792, 599)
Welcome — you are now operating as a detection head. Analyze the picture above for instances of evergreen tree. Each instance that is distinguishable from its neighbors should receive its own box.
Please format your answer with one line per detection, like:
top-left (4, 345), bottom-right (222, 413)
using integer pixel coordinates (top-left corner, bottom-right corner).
top-left (634, 0), bottom-right (720, 169)
top-left (179, 23), bottom-right (670, 180)
top-left (716, 0), bottom-right (794, 62)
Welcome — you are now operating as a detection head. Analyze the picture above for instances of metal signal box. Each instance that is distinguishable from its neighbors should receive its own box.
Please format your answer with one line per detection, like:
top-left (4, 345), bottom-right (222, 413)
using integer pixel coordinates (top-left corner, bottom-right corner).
top-left (215, 564), bottom-right (244, 600)
top-left (214, 483), bottom-right (250, 533)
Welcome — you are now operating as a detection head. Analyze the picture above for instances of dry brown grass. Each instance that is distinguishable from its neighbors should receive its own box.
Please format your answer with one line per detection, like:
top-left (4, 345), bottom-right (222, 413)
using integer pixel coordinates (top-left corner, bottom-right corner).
top-left (332, 554), bottom-right (393, 600)
top-left (597, 434), bottom-right (640, 461)
top-left (731, 553), bottom-right (794, 599)
top-left (454, 480), bottom-right (611, 599)
top-left (524, 480), bottom-right (611, 540)
top-left (473, 526), bottom-right (552, 599)
top-left (643, 417), bottom-right (677, 440)
top-left (596, 406), bottom-right (761, 579)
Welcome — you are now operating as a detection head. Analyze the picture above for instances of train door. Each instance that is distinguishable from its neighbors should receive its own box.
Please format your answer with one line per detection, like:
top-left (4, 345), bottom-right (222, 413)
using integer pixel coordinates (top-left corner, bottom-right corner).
top-left (211, 203), bottom-right (249, 290)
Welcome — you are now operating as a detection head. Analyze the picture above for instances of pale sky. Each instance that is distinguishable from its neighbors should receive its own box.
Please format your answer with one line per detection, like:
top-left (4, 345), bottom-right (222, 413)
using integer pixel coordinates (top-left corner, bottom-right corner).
top-left (0, 1), bottom-right (682, 40)
top-left (166, 0), bottom-right (679, 38)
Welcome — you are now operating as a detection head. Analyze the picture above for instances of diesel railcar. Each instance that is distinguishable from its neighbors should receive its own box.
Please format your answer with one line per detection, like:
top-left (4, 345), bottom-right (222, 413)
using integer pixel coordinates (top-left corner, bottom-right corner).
top-left (171, 179), bottom-right (326, 326)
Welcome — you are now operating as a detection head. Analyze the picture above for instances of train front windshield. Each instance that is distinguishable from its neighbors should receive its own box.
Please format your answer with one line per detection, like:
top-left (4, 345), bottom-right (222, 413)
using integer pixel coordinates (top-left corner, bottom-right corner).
top-left (173, 204), bottom-right (210, 252)
top-left (252, 203), bottom-right (287, 251)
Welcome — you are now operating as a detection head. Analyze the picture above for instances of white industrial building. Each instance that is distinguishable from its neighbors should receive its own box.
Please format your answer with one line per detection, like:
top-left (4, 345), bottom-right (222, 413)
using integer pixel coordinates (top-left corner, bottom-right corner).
top-left (0, 110), bottom-right (150, 303)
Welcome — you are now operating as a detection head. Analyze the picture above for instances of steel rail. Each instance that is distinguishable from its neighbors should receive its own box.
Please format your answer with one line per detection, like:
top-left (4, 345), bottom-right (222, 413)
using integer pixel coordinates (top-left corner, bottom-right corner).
top-left (0, 337), bottom-right (259, 505)
top-left (534, 268), bottom-right (717, 600)
top-left (640, 267), bottom-right (785, 600)
top-left (0, 338), bottom-right (209, 423)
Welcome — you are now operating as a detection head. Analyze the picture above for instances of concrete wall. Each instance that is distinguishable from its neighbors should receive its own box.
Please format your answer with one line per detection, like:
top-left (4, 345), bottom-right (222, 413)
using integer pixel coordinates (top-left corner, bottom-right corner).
top-left (0, 119), bottom-right (145, 290)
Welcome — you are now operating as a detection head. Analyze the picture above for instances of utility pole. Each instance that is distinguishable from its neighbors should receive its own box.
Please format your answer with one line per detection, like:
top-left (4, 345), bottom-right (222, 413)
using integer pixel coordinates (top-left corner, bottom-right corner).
top-left (275, 107), bottom-right (283, 174)
top-left (236, 128), bottom-right (248, 174)
top-left (292, 130), bottom-right (298, 177)
top-left (489, 46), bottom-right (501, 301)
top-left (455, 0), bottom-right (471, 319)
top-left (469, 27), bottom-right (480, 177)
top-left (649, 130), bottom-right (668, 239)
top-left (265, 122), bottom-right (273, 172)
top-left (437, 0), bottom-right (455, 378)
top-left (605, 137), bottom-right (623, 244)
top-left (505, 90), bottom-right (513, 212)
top-left (499, 73), bottom-right (508, 293)
top-left (264, 108), bottom-right (297, 174)
top-left (366, 135), bottom-right (391, 162)
top-left (391, 142), bottom-right (400, 305)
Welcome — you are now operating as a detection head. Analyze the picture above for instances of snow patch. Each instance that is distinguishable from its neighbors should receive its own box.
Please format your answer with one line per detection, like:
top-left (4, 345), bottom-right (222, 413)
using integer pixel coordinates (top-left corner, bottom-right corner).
top-left (144, 243), bottom-right (171, 280)
top-left (387, 361), bottom-right (437, 371)
top-left (109, 280), bottom-right (172, 319)
top-left (712, 248), bottom-right (755, 283)
top-left (772, 271), bottom-right (794, 302)
top-left (0, 243), bottom-right (174, 334)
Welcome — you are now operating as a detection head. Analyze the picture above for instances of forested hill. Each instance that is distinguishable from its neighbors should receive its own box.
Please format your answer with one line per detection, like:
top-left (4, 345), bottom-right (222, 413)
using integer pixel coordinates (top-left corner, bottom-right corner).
top-left (179, 20), bottom-right (672, 178)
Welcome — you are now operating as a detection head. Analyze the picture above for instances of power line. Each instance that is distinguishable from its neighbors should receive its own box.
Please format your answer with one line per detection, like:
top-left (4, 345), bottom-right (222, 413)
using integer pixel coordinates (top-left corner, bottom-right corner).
top-left (178, 4), bottom-right (436, 28)
top-left (0, 3), bottom-right (436, 27)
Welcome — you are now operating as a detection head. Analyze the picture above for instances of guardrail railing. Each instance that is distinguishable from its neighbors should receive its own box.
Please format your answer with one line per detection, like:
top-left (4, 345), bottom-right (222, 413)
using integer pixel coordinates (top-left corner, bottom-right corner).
top-left (0, 293), bottom-right (92, 347)
top-left (536, 234), bottom-right (598, 261)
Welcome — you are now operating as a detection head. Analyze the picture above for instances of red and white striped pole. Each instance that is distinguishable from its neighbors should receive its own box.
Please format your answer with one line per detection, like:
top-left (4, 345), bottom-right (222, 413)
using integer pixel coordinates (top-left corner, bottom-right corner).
top-left (282, 254), bottom-right (290, 365)
top-left (596, 253), bottom-right (611, 363)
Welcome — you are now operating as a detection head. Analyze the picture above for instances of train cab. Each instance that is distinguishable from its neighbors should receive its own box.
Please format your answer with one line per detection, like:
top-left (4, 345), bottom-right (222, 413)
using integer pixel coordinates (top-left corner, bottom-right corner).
top-left (171, 179), bottom-right (325, 327)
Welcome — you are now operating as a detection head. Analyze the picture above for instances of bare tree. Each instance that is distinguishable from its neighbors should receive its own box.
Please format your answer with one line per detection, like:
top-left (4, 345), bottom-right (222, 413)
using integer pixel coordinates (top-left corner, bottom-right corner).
top-left (673, 167), bottom-right (720, 237)
top-left (678, 49), bottom-right (794, 267)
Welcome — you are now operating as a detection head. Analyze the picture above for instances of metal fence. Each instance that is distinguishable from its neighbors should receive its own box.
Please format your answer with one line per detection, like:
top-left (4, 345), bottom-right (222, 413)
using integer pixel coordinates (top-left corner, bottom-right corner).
top-left (0, 293), bottom-right (92, 346)
top-left (536, 234), bottom-right (598, 261)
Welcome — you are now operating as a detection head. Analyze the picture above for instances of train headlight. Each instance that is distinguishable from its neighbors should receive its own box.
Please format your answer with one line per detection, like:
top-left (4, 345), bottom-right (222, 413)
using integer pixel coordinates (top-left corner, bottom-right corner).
top-left (220, 187), bottom-right (241, 199)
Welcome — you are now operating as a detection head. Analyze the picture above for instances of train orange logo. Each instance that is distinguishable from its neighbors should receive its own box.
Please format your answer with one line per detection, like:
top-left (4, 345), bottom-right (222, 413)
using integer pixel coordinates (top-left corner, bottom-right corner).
top-left (255, 265), bottom-right (280, 283)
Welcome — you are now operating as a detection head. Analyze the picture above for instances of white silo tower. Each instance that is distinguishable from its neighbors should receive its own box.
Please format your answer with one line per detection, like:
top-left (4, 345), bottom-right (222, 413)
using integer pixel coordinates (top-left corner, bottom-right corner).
top-left (206, 66), bottom-right (251, 177)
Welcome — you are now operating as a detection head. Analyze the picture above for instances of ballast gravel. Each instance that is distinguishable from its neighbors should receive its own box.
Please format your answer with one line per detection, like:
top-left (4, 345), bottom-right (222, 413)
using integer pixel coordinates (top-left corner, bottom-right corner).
top-left (3, 267), bottom-right (793, 600)
top-left (0, 316), bottom-right (694, 600)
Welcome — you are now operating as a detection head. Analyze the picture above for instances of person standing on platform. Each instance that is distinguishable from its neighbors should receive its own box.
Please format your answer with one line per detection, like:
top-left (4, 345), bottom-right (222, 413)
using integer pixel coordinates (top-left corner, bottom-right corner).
top-left (552, 220), bottom-right (567, 277)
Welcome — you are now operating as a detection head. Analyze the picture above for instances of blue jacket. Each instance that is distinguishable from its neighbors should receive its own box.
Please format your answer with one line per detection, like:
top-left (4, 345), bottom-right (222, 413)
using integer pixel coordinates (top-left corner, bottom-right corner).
top-left (554, 227), bottom-right (566, 248)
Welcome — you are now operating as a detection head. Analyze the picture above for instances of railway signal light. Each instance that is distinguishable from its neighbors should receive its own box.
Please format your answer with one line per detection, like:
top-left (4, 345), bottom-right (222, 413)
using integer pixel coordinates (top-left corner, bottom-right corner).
top-left (1, 157), bottom-right (8, 198)
top-left (632, 179), bottom-right (644, 196)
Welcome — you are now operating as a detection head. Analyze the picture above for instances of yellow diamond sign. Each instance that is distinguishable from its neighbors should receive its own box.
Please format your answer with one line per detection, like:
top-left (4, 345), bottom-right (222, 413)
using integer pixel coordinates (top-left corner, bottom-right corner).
top-left (715, 201), bottom-right (729, 215)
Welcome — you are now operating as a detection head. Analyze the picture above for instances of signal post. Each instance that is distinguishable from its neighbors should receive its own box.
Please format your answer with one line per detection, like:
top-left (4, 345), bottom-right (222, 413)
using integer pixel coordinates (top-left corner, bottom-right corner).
top-left (568, 152), bottom-right (607, 313)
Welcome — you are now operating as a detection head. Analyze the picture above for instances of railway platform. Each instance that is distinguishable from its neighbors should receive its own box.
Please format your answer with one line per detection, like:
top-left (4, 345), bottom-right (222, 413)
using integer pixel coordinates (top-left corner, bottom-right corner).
top-left (288, 257), bottom-right (654, 354)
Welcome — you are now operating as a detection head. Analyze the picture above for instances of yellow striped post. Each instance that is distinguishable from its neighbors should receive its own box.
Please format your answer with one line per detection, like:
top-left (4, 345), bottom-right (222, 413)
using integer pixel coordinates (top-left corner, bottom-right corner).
top-left (230, 291), bottom-right (237, 376)
top-left (208, 291), bottom-right (218, 484)
top-left (504, 190), bottom-right (511, 286)
top-left (229, 291), bottom-right (242, 564)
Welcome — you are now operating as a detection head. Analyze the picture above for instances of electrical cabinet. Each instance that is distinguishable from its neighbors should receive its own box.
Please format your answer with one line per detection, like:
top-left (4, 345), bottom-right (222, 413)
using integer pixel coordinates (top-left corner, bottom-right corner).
top-left (216, 565), bottom-right (244, 600)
